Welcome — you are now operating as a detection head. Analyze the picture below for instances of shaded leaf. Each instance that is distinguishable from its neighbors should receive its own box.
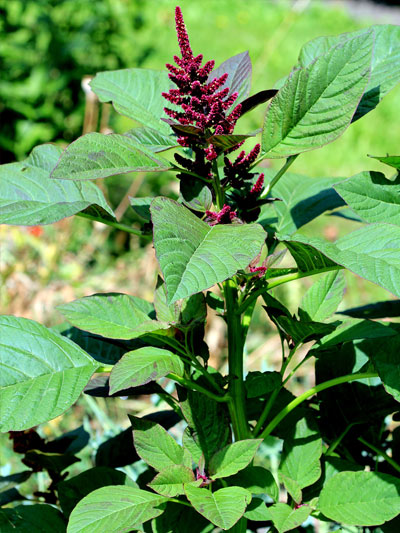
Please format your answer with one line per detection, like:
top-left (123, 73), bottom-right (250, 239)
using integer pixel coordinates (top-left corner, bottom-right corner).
top-left (0, 471), bottom-right (32, 493)
top-left (61, 327), bottom-right (127, 365)
top-left (0, 316), bottom-right (97, 432)
top-left (227, 466), bottom-right (279, 501)
top-left (109, 347), bottom-right (184, 394)
top-left (338, 300), bottom-right (400, 319)
top-left (0, 144), bottom-right (114, 226)
top-left (180, 178), bottom-right (212, 212)
top-left (369, 154), bottom-right (400, 171)
top-left (262, 31), bottom-right (373, 157)
top-left (129, 196), bottom-right (153, 222)
top-left (209, 51), bottom-right (252, 103)
top-left (245, 371), bottom-right (281, 399)
top-left (23, 450), bottom-right (80, 472)
top-left (58, 293), bottom-right (168, 340)
top-left (244, 498), bottom-right (273, 521)
top-left (367, 335), bottom-right (400, 402)
top-left (239, 89), bottom-right (278, 116)
top-left (51, 133), bottom-right (171, 181)
top-left (0, 504), bottom-right (66, 532)
top-left (151, 197), bottom-right (266, 304)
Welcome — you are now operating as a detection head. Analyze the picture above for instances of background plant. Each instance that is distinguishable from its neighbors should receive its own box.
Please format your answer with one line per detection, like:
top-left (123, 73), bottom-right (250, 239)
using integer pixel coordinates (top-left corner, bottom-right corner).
top-left (1, 4), bottom-right (400, 533)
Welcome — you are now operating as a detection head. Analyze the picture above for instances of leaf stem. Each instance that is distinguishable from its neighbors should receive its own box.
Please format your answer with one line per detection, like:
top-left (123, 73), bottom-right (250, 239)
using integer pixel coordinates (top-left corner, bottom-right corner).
top-left (76, 212), bottom-right (145, 237)
top-left (168, 373), bottom-right (229, 403)
top-left (358, 436), bottom-right (400, 474)
top-left (259, 372), bottom-right (379, 440)
top-left (260, 154), bottom-right (298, 198)
top-left (170, 164), bottom-right (212, 184)
top-left (212, 159), bottom-right (224, 210)
top-left (169, 498), bottom-right (193, 508)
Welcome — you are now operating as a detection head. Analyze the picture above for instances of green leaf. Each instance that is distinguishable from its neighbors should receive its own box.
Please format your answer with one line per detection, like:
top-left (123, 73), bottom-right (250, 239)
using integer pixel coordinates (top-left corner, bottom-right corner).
top-left (279, 417), bottom-right (322, 489)
top-left (0, 316), bottom-right (97, 432)
top-left (338, 299), bottom-right (400, 320)
top-left (51, 133), bottom-right (171, 180)
top-left (125, 127), bottom-right (178, 152)
top-left (0, 471), bottom-right (32, 493)
top-left (209, 439), bottom-right (262, 480)
top-left (334, 171), bottom-right (400, 226)
top-left (300, 270), bottom-right (345, 321)
top-left (130, 415), bottom-right (192, 472)
top-left (148, 465), bottom-right (199, 497)
top-left (180, 178), bottom-right (213, 213)
top-left (279, 473), bottom-right (302, 503)
top-left (206, 134), bottom-right (253, 151)
top-left (58, 293), bottom-right (168, 340)
top-left (368, 335), bottom-right (400, 402)
top-left (319, 471), bottom-right (400, 526)
top-left (262, 30), bottom-right (373, 157)
top-left (109, 347), bottom-right (184, 394)
top-left (0, 504), bottom-right (66, 533)
top-left (259, 171), bottom-right (344, 235)
top-left (129, 196), bottom-right (153, 222)
top-left (284, 240), bottom-right (338, 272)
top-left (298, 26), bottom-right (400, 121)
top-left (244, 498), bottom-right (273, 521)
top-left (178, 387), bottom-right (230, 463)
top-left (209, 51), bottom-right (252, 103)
top-left (90, 68), bottom-right (172, 133)
top-left (288, 225), bottom-right (400, 297)
top-left (184, 485), bottom-right (251, 530)
top-left (23, 450), bottom-right (80, 472)
top-left (0, 144), bottom-right (114, 226)
top-left (316, 318), bottom-right (396, 348)
top-left (58, 467), bottom-right (133, 517)
top-left (227, 466), bottom-right (279, 501)
top-left (369, 154), bottom-right (400, 171)
top-left (67, 485), bottom-right (166, 533)
top-left (151, 197), bottom-right (266, 304)
top-left (268, 503), bottom-right (311, 533)
top-left (151, 501), bottom-right (214, 533)
top-left (61, 327), bottom-right (127, 365)
top-left (245, 371), bottom-right (281, 398)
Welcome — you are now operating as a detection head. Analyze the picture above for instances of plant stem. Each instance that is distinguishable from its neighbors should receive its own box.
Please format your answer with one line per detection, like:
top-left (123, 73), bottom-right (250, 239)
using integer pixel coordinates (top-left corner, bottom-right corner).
top-left (96, 365), bottom-right (113, 373)
top-left (76, 212), bottom-right (145, 237)
top-left (260, 154), bottom-right (298, 197)
top-left (168, 373), bottom-right (228, 403)
top-left (170, 164), bottom-right (212, 184)
top-left (212, 159), bottom-right (224, 209)
top-left (325, 423), bottom-right (358, 457)
top-left (259, 372), bottom-right (378, 440)
top-left (358, 436), bottom-right (400, 474)
top-left (169, 498), bottom-right (193, 508)
top-left (224, 279), bottom-right (250, 440)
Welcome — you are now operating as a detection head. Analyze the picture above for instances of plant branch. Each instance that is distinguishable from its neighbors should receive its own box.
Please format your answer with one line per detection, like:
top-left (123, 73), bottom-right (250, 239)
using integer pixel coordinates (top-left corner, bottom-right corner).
top-left (259, 154), bottom-right (298, 197)
top-left (212, 159), bottom-right (224, 210)
top-left (168, 373), bottom-right (228, 403)
top-left (358, 436), bottom-right (400, 474)
top-left (76, 212), bottom-right (145, 237)
top-left (259, 372), bottom-right (379, 440)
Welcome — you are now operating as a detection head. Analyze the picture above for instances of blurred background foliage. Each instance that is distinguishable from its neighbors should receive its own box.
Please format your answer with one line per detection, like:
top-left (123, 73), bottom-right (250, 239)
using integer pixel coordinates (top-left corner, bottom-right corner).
top-left (1, 0), bottom-right (399, 513)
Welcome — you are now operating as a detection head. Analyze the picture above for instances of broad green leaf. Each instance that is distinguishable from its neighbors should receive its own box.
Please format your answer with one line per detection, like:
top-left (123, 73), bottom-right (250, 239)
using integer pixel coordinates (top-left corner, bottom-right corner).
top-left (288, 225), bottom-right (400, 297)
top-left (130, 415), bottom-right (192, 472)
top-left (259, 171), bottom-right (344, 235)
top-left (338, 299), bottom-right (400, 320)
top-left (148, 465), bottom-right (198, 497)
top-left (0, 316), bottom-right (97, 432)
top-left (58, 293), bottom-right (168, 340)
top-left (334, 172), bottom-right (400, 226)
top-left (369, 154), bottom-right (400, 170)
top-left (284, 240), bottom-right (338, 272)
top-left (207, 134), bottom-right (253, 151)
top-left (178, 387), bottom-right (230, 463)
top-left (109, 347), bottom-right (184, 394)
top-left (319, 471), bottom-right (400, 525)
top-left (125, 127), bottom-right (178, 152)
top-left (367, 335), bottom-right (400, 402)
top-left (268, 503), bottom-right (311, 533)
top-left (180, 178), bottom-right (213, 213)
top-left (61, 327), bottom-right (127, 365)
top-left (244, 498), bottom-right (273, 521)
top-left (279, 417), bottom-right (322, 489)
top-left (182, 428), bottom-right (203, 465)
top-left (262, 30), bottom-right (373, 157)
top-left (316, 318), bottom-right (396, 348)
top-left (51, 132), bottom-right (171, 180)
top-left (227, 466), bottom-right (279, 501)
top-left (279, 473), bottom-right (302, 503)
top-left (209, 51), bottom-right (252, 103)
top-left (298, 26), bottom-right (400, 121)
top-left (245, 371), bottom-right (281, 398)
top-left (300, 270), bottom-right (345, 321)
top-left (0, 144), bottom-right (114, 226)
top-left (184, 485), bottom-right (251, 530)
top-left (0, 504), bottom-right (66, 533)
top-left (58, 467), bottom-right (133, 517)
top-left (151, 197), bottom-right (266, 304)
top-left (67, 485), bottom-right (166, 533)
top-left (90, 68), bottom-right (172, 132)
top-left (209, 439), bottom-right (263, 480)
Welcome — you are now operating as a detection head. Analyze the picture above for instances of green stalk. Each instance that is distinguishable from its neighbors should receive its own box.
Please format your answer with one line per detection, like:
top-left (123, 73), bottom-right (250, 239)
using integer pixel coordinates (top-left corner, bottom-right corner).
top-left (168, 373), bottom-right (228, 403)
top-left (260, 372), bottom-right (378, 440)
top-left (260, 154), bottom-right (298, 197)
top-left (358, 436), bottom-right (400, 474)
top-left (224, 279), bottom-right (250, 440)
top-left (212, 159), bottom-right (224, 209)
top-left (77, 212), bottom-right (145, 237)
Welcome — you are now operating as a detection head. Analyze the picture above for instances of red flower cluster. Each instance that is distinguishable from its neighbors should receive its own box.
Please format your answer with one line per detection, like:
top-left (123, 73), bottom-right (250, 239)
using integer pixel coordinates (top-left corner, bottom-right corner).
top-left (163, 6), bottom-right (242, 140)
top-left (205, 204), bottom-right (237, 226)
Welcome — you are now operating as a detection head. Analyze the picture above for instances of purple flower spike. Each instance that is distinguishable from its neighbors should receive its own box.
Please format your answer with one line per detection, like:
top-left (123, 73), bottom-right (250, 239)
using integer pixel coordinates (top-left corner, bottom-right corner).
top-left (250, 173), bottom-right (264, 195)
